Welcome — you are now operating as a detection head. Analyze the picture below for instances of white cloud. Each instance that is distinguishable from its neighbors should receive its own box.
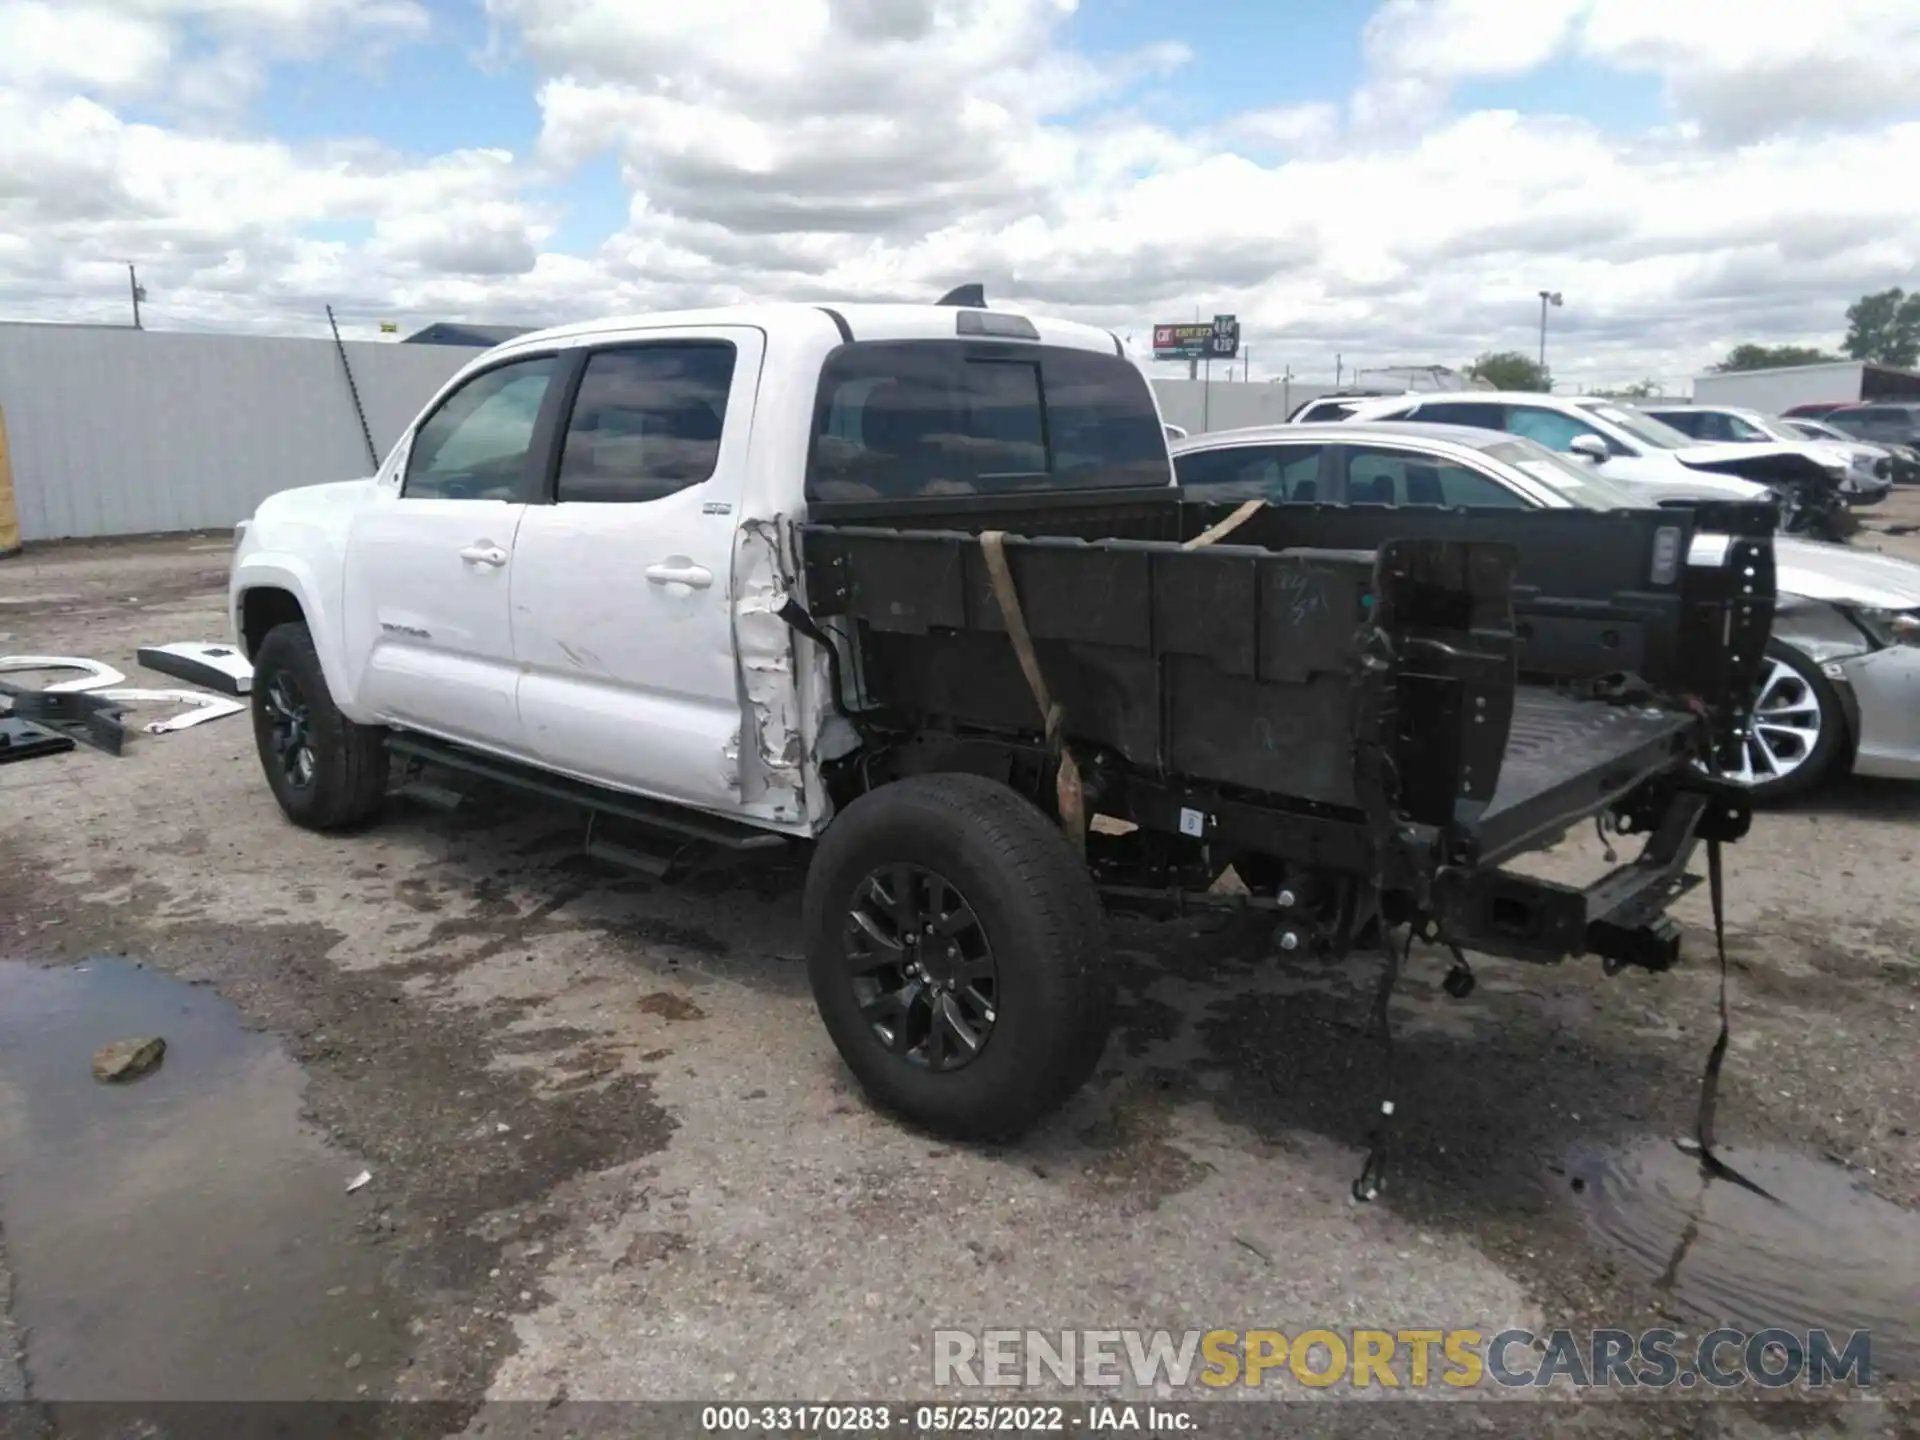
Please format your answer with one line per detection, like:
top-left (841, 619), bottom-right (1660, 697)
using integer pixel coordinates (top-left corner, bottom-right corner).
top-left (1224, 103), bottom-right (1340, 154)
top-left (1576, 0), bottom-right (1920, 142)
top-left (1354, 0), bottom-right (1584, 129)
top-left (1, 0), bottom-right (1917, 392)
top-left (0, 2), bottom-right (176, 97)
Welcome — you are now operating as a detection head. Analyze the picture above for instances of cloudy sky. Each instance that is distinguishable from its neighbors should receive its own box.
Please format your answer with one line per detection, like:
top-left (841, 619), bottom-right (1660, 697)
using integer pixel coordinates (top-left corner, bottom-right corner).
top-left (2, 0), bottom-right (1917, 389)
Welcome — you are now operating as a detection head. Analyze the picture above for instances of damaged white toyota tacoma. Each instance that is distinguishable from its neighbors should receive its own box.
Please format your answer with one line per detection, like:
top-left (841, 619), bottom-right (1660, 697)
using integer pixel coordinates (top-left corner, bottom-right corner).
top-left (230, 294), bottom-right (1777, 1177)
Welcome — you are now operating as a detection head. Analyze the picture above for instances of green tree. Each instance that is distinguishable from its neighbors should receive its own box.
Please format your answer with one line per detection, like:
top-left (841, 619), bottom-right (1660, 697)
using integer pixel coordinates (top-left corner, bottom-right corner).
top-left (1712, 343), bottom-right (1841, 373)
top-left (1465, 350), bottom-right (1550, 391)
top-left (1842, 287), bottom-right (1920, 368)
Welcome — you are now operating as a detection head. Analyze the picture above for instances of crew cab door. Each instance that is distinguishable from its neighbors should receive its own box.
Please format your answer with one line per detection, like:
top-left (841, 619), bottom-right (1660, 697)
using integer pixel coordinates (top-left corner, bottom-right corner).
top-left (509, 329), bottom-right (765, 814)
top-left (341, 353), bottom-right (561, 752)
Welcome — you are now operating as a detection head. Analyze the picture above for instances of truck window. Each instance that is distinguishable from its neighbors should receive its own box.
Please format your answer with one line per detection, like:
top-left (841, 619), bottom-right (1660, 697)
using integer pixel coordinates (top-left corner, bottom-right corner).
top-left (1341, 446), bottom-right (1527, 508)
top-left (806, 342), bottom-right (1169, 501)
top-left (404, 356), bottom-right (557, 502)
top-left (554, 343), bottom-right (737, 504)
top-left (1175, 444), bottom-right (1321, 500)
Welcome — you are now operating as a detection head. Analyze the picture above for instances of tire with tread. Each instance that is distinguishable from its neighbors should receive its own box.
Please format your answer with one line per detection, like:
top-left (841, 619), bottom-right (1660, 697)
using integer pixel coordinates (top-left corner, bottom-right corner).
top-left (251, 621), bottom-right (389, 831)
top-left (804, 773), bottom-right (1111, 1141)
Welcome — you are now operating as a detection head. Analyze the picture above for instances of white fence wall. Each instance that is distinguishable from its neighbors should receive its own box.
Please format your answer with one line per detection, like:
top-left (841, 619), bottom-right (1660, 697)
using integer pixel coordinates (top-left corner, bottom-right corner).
top-left (0, 323), bottom-right (474, 541)
top-left (1152, 379), bottom-right (1335, 434)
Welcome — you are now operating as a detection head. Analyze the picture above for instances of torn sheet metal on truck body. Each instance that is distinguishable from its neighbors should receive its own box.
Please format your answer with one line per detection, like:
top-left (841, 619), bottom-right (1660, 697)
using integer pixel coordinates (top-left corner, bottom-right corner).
top-left (723, 309), bottom-right (871, 833)
top-left (732, 516), bottom-right (810, 826)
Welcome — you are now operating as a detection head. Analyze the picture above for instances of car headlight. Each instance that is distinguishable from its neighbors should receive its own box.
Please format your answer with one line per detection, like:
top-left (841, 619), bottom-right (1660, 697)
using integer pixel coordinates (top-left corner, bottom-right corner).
top-left (1850, 607), bottom-right (1920, 648)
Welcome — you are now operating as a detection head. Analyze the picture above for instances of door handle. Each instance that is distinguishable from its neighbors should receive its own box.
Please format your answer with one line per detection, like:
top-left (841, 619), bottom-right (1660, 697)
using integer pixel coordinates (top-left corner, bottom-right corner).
top-left (459, 544), bottom-right (508, 567)
top-left (645, 562), bottom-right (714, 589)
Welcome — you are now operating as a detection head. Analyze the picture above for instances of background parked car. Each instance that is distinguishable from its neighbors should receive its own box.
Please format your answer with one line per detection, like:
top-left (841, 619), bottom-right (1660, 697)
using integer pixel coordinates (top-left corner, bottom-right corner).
top-left (1170, 421), bottom-right (1920, 801)
top-left (1640, 403), bottom-right (1891, 504)
top-left (1783, 417), bottom-right (1920, 486)
top-left (1285, 389), bottom-right (1410, 424)
top-left (1339, 391), bottom-right (1859, 540)
top-left (1825, 402), bottom-right (1920, 460)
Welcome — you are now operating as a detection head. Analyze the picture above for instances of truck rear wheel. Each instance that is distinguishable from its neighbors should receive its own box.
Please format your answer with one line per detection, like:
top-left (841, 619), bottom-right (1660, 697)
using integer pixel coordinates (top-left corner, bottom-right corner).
top-left (804, 773), bottom-right (1111, 1141)
top-left (251, 621), bottom-right (389, 831)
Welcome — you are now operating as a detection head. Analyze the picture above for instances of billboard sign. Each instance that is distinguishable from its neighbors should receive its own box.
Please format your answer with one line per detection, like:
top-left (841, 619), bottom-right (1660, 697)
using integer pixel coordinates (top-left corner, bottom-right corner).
top-left (1153, 315), bottom-right (1239, 361)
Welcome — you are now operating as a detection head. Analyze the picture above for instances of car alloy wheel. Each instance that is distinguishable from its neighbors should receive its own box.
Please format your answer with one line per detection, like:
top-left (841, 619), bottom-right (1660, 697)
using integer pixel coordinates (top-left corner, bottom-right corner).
top-left (1728, 655), bottom-right (1824, 787)
top-left (843, 863), bottom-right (998, 1072)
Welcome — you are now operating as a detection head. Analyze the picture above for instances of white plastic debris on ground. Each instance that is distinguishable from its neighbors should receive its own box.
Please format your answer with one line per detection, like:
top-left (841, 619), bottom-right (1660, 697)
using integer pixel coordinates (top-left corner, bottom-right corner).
top-left (91, 689), bottom-right (245, 733)
top-left (0, 656), bottom-right (127, 692)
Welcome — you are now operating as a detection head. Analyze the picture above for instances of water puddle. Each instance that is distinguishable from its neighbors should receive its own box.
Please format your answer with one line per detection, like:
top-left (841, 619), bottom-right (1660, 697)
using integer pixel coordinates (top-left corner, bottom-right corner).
top-left (1566, 1140), bottom-right (1920, 1379)
top-left (0, 959), bottom-right (410, 1401)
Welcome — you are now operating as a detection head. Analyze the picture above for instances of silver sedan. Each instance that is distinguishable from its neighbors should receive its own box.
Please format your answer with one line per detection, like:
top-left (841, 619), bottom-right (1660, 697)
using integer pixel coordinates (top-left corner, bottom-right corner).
top-left (1170, 422), bottom-right (1920, 801)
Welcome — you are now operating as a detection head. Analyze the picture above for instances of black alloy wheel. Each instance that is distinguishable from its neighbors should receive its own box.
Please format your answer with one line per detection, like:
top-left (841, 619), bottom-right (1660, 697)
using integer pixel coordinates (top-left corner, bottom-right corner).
top-left (260, 670), bottom-right (316, 791)
top-left (845, 863), bottom-right (998, 1072)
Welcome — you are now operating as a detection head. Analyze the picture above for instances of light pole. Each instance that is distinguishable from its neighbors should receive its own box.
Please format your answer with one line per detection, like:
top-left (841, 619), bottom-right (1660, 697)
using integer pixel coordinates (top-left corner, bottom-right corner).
top-left (1537, 290), bottom-right (1562, 373)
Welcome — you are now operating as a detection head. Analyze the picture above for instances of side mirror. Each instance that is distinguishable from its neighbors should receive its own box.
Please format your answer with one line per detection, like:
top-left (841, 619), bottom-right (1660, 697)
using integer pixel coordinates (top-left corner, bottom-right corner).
top-left (1569, 434), bottom-right (1610, 462)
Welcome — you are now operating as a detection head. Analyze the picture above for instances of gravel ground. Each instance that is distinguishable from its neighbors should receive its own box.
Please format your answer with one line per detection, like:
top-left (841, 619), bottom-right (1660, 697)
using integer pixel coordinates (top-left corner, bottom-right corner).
top-left (2, 503), bottom-right (1919, 1440)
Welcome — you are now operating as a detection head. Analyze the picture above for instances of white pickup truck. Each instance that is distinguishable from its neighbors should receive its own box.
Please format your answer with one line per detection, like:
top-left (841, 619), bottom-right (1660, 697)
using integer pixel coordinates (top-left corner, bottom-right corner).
top-left (231, 295), bottom-right (1773, 1158)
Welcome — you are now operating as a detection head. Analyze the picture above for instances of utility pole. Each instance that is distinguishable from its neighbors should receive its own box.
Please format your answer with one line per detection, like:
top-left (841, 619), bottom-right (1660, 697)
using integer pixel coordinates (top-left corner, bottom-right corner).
top-left (127, 263), bottom-right (145, 330)
top-left (1537, 289), bottom-right (1563, 373)
top-left (1335, 352), bottom-right (1343, 387)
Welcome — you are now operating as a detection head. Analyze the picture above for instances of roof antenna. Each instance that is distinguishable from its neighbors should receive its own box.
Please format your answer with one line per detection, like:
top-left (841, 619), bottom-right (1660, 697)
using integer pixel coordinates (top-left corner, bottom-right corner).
top-left (936, 283), bottom-right (986, 308)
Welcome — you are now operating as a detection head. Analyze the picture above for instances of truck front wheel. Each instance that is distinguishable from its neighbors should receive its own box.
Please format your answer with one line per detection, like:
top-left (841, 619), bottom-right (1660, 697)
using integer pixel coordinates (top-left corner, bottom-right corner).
top-left (250, 621), bottom-right (389, 831)
top-left (803, 773), bottom-right (1112, 1141)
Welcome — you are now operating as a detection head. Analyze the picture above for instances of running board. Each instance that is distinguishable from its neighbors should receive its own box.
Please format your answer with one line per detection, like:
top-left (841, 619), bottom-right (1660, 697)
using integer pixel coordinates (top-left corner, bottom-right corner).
top-left (386, 734), bottom-right (791, 853)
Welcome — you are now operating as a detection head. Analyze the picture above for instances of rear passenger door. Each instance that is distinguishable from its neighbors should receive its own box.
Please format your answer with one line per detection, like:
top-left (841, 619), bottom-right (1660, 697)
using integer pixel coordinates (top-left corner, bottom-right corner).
top-left (508, 329), bottom-right (767, 815)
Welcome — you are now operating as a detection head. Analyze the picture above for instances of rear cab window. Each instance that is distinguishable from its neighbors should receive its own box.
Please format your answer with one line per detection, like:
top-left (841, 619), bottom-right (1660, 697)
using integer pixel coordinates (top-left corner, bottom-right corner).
top-left (806, 342), bottom-right (1170, 502)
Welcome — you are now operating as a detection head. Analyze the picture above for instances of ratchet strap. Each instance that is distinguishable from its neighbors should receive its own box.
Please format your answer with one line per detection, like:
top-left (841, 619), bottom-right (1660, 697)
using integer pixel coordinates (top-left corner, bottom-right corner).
top-left (1182, 497), bottom-right (1266, 550)
top-left (979, 530), bottom-right (1086, 847)
top-left (1351, 912), bottom-right (1411, 1203)
top-left (1691, 836), bottom-right (1778, 1202)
